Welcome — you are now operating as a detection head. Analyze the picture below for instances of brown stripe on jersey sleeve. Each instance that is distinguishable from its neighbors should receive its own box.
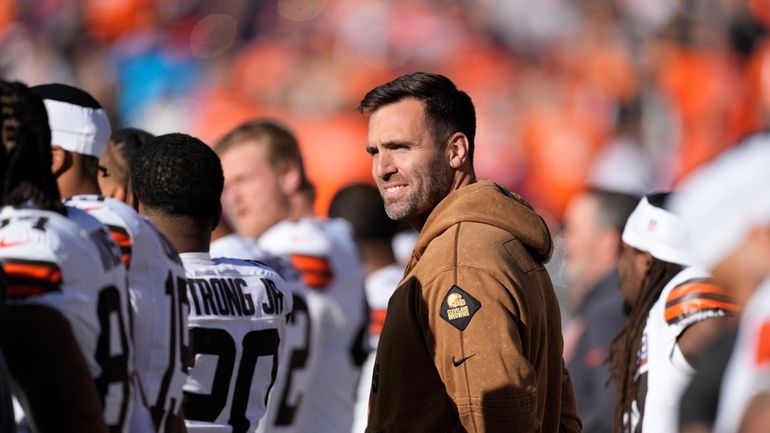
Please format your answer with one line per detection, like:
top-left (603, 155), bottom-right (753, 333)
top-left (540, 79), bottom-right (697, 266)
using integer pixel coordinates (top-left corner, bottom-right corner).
top-left (1, 258), bottom-right (63, 298)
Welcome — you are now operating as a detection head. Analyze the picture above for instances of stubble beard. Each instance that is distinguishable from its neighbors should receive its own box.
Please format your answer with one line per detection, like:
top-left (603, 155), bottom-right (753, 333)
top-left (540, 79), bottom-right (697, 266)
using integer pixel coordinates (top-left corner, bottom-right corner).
top-left (382, 157), bottom-right (453, 223)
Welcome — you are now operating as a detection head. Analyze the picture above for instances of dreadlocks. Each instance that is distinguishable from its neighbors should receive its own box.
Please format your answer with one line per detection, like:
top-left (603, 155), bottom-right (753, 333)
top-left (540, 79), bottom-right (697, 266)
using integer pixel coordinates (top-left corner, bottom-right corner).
top-left (0, 80), bottom-right (64, 213)
top-left (608, 256), bottom-right (683, 433)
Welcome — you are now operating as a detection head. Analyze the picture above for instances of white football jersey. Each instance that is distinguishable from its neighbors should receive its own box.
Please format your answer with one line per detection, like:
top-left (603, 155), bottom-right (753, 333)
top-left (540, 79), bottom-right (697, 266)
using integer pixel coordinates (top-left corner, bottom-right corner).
top-left (180, 252), bottom-right (292, 433)
top-left (351, 263), bottom-right (403, 433)
top-left (258, 218), bottom-right (368, 433)
top-left (713, 279), bottom-right (770, 433)
top-left (633, 266), bottom-right (739, 433)
top-left (67, 195), bottom-right (190, 433)
top-left (0, 205), bottom-right (133, 433)
top-left (211, 235), bottom-right (322, 433)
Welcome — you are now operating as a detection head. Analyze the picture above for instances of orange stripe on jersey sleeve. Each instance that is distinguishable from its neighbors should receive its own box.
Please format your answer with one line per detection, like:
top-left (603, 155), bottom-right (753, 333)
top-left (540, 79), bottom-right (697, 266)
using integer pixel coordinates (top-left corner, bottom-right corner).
top-left (290, 254), bottom-right (333, 289)
top-left (664, 281), bottom-right (740, 325)
top-left (756, 321), bottom-right (770, 366)
top-left (1, 258), bottom-right (62, 298)
top-left (370, 309), bottom-right (387, 337)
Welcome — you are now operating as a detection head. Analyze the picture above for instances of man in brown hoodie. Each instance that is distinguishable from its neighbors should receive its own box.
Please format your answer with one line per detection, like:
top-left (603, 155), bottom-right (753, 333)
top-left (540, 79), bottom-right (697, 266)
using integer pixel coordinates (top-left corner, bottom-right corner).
top-left (357, 72), bottom-right (582, 433)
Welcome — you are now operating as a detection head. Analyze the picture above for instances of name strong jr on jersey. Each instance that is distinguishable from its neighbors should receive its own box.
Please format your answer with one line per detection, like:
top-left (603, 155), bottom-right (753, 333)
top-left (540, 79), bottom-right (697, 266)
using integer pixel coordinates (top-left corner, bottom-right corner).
top-left (180, 252), bottom-right (292, 433)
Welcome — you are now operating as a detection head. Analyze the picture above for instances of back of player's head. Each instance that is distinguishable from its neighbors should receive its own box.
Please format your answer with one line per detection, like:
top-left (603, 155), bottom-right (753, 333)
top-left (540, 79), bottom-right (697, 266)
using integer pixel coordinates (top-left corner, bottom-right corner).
top-left (0, 80), bottom-right (64, 212)
top-left (130, 133), bottom-right (223, 223)
top-left (357, 72), bottom-right (477, 162)
top-left (105, 128), bottom-right (154, 187)
top-left (30, 83), bottom-right (111, 159)
top-left (329, 183), bottom-right (399, 242)
top-left (216, 119), bottom-right (312, 193)
top-left (31, 83), bottom-right (111, 181)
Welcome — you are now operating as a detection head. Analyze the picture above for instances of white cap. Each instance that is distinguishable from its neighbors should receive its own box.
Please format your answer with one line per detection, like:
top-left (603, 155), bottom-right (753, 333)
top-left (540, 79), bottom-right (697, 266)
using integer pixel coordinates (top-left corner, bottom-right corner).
top-left (670, 134), bottom-right (770, 270)
top-left (32, 83), bottom-right (111, 158)
top-left (622, 196), bottom-right (694, 266)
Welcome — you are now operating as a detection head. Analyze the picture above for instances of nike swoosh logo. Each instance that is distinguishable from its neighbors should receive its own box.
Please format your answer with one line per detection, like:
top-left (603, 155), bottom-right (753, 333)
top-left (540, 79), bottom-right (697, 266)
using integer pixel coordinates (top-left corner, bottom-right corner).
top-left (452, 354), bottom-right (476, 367)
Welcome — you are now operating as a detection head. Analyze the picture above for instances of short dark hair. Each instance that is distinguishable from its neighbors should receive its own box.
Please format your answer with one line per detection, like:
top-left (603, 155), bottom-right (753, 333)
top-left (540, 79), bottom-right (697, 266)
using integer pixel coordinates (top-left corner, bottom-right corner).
top-left (357, 72), bottom-right (477, 162)
top-left (106, 127), bottom-right (154, 185)
top-left (30, 83), bottom-right (103, 109)
top-left (81, 155), bottom-right (100, 179)
top-left (586, 188), bottom-right (640, 234)
top-left (328, 183), bottom-right (399, 241)
top-left (0, 80), bottom-right (64, 213)
top-left (130, 133), bottom-right (223, 222)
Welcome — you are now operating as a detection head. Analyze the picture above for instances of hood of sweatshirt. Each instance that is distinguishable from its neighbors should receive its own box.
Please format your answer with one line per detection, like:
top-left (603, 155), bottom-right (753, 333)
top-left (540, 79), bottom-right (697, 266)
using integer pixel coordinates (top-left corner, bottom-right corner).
top-left (413, 180), bottom-right (553, 262)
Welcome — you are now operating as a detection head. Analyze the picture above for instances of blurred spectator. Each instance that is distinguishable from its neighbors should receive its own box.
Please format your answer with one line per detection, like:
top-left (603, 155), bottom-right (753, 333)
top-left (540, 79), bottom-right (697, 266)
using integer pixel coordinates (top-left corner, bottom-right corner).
top-left (562, 187), bottom-right (639, 433)
top-left (589, 98), bottom-right (659, 195)
top-left (1, 0), bottom-right (768, 222)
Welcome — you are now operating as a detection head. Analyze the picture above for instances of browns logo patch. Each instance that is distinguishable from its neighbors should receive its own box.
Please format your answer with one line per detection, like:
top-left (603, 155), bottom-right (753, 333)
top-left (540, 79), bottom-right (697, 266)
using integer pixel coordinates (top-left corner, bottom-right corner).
top-left (439, 285), bottom-right (481, 331)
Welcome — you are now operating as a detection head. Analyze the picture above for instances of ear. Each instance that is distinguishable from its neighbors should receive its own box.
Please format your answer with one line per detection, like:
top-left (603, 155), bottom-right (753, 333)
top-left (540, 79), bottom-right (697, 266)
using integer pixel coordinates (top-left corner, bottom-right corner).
top-left (446, 133), bottom-right (470, 169)
top-left (278, 161), bottom-right (302, 195)
top-left (51, 146), bottom-right (71, 177)
top-left (136, 200), bottom-right (147, 216)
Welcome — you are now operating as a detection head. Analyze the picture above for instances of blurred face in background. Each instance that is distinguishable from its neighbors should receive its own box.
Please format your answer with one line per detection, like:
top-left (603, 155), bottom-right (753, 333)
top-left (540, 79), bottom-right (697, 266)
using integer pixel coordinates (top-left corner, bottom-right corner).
top-left (220, 142), bottom-right (291, 239)
top-left (563, 195), bottom-right (601, 287)
top-left (366, 98), bottom-right (453, 228)
top-left (617, 242), bottom-right (651, 306)
top-left (562, 193), bottom-right (616, 306)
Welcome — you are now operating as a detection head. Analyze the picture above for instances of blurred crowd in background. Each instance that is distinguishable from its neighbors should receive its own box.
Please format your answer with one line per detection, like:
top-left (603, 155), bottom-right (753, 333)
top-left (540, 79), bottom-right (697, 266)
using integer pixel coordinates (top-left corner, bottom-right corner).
top-left (2, 0), bottom-right (768, 220)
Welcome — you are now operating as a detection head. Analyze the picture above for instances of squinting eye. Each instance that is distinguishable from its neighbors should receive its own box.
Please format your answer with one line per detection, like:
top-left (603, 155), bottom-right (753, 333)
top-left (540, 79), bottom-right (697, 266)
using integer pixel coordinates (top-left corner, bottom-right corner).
top-left (98, 166), bottom-right (110, 177)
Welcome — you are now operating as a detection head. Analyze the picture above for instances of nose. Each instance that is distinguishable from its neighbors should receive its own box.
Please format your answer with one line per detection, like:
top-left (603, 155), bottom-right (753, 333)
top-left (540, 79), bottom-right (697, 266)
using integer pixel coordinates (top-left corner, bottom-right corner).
top-left (374, 151), bottom-right (396, 181)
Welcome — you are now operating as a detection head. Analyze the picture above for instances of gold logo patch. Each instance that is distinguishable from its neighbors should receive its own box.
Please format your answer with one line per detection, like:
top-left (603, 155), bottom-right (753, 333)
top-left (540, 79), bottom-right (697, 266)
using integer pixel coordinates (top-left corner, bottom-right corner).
top-left (440, 285), bottom-right (481, 331)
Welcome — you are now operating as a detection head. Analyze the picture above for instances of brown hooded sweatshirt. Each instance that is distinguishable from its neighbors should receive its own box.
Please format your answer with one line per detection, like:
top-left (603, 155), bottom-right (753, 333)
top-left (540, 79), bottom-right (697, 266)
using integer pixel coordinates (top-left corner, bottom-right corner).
top-left (366, 181), bottom-right (581, 433)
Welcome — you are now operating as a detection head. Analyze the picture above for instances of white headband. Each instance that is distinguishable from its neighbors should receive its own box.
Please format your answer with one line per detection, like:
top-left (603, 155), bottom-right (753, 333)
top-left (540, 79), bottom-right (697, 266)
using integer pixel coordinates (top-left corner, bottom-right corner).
top-left (43, 98), bottom-right (111, 158)
top-left (622, 196), bottom-right (694, 266)
top-left (670, 135), bottom-right (770, 270)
